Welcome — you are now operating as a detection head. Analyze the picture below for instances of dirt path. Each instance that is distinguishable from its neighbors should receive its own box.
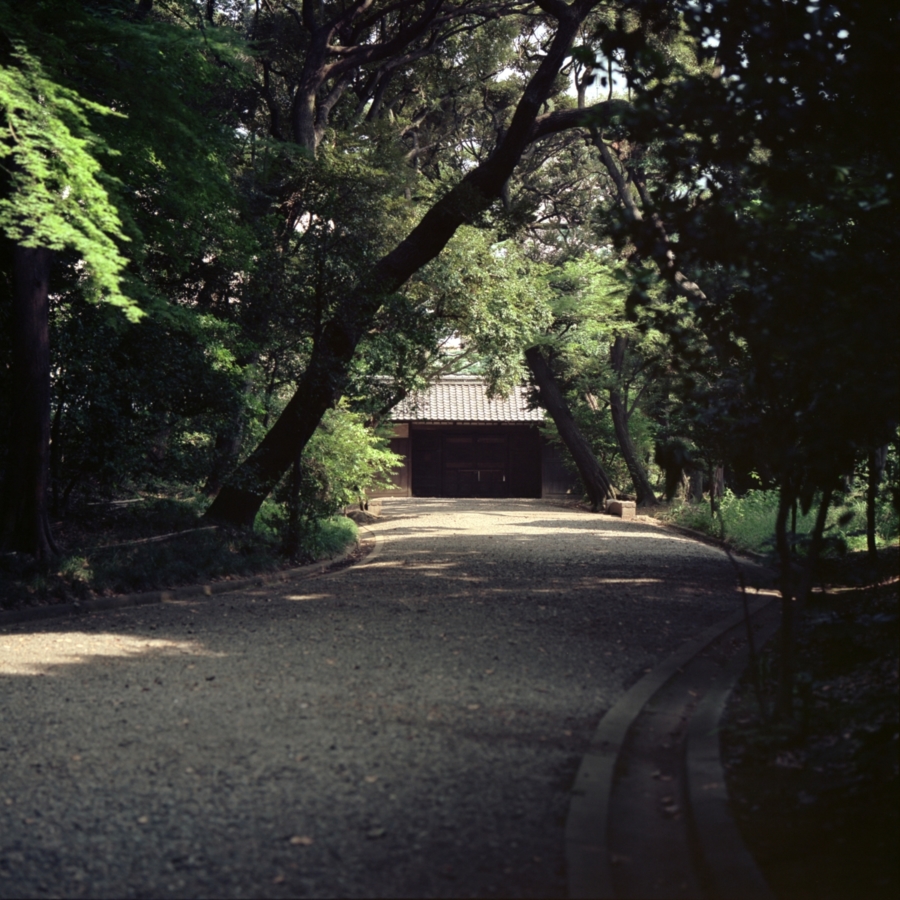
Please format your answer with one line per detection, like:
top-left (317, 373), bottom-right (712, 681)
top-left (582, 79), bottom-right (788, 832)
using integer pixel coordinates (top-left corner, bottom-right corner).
top-left (0, 499), bottom-right (752, 899)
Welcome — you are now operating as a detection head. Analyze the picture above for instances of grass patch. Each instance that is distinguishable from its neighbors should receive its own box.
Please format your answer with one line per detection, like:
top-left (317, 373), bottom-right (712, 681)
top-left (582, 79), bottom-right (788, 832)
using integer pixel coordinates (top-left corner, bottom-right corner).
top-left (0, 494), bottom-right (358, 611)
top-left (661, 488), bottom-right (899, 558)
top-left (315, 515), bottom-right (359, 559)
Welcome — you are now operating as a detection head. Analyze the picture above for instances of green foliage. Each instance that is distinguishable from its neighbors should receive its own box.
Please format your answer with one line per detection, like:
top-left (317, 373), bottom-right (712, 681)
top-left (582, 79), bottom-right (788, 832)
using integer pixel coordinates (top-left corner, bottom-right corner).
top-left (0, 492), bottom-right (272, 606)
top-left (49, 296), bottom-right (245, 496)
top-left (0, 0), bottom-right (265, 511)
top-left (302, 407), bottom-right (402, 513)
top-left (412, 229), bottom-right (554, 388)
top-left (0, 25), bottom-right (136, 316)
top-left (82, 529), bottom-right (280, 596)
top-left (260, 406), bottom-right (398, 558)
top-left (305, 514), bottom-right (358, 559)
top-left (533, 255), bottom-right (673, 496)
top-left (664, 487), bottom-right (900, 558)
top-left (0, 486), bottom-right (359, 606)
top-left (348, 227), bottom-right (554, 419)
top-left (603, 0), bottom-right (900, 503)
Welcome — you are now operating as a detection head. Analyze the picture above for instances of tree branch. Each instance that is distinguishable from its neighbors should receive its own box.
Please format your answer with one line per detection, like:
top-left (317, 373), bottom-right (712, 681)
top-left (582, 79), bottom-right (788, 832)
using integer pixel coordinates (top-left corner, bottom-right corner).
top-left (588, 127), bottom-right (709, 306)
top-left (529, 99), bottom-right (630, 142)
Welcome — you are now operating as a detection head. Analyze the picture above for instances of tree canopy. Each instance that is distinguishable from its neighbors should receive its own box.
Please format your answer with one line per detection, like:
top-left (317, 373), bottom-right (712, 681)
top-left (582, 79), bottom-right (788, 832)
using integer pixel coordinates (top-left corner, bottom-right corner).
top-left (1, 0), bottom-right (896, 577)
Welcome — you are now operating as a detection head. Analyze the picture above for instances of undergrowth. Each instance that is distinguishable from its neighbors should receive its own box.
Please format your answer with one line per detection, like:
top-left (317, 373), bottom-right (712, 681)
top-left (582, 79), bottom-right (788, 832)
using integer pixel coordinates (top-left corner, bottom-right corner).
top-left (721, 576), bottom-right (899, 900)
top-left (662, 488), bottom-right (899, 558)
top-left (0, 494), bottom-right (358, 610)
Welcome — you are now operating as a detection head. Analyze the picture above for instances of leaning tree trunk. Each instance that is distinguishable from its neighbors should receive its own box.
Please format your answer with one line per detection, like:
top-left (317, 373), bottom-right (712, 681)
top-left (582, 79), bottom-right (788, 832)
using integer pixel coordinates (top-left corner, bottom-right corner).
top-left (204, 8), bottom-right (590, 528)
top-left (609, 335), bottom-right (657, 506)
top-left (524, 346), bottom-right (613, 512)
top-left (0, 244), bottom-right (59, 559)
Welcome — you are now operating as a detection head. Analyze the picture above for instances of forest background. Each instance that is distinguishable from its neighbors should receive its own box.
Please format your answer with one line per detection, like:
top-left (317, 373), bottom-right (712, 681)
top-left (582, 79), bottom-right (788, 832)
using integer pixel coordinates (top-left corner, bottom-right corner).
top-left (1, 0), bottom-right (897, 623)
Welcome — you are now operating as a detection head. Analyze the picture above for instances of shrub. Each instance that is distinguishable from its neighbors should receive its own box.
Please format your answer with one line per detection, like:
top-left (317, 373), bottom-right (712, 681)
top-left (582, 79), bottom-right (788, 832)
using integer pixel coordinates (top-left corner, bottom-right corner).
top-left (663, 487), bottom-right (899, 557)
top-left (273, 406), bottom-right (400, 559)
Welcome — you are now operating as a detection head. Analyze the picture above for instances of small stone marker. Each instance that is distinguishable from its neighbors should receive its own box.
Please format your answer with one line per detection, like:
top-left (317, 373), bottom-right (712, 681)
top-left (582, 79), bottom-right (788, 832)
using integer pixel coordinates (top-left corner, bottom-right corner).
top-left (607, 500), bottom-right (636, 519)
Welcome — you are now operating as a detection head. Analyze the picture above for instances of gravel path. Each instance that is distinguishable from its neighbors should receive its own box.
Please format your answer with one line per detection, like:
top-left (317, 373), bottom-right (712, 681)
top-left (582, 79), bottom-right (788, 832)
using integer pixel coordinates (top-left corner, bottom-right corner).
top-left (0, 499), bottom-right (747, 899)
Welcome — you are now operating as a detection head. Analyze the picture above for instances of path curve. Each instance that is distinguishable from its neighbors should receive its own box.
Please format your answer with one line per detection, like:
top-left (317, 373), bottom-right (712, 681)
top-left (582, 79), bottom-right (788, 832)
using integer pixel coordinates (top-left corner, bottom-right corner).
top-left (0, 499), bottom-right (756, 899)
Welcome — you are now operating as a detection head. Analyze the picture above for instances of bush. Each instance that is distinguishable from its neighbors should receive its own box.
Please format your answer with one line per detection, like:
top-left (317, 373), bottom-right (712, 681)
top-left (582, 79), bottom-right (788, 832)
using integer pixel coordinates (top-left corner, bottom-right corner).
top-left (0, 489), bottom-right (360, 610)
top-left (272, 406), bottom-right (399, 560)
top-left (663, 487), bottom-right (899, 557)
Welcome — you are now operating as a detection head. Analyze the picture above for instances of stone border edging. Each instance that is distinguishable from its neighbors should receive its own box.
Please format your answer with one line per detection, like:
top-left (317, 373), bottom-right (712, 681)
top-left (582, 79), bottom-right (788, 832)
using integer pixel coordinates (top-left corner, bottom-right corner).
top-left (565, 594), bottom-right (775, 900)
top-left (686, 611), bottom-right (782, 900)
top-left (0, 534), bottom-right (373, 629)
top-left (338, 523), bottom-right (382, 570)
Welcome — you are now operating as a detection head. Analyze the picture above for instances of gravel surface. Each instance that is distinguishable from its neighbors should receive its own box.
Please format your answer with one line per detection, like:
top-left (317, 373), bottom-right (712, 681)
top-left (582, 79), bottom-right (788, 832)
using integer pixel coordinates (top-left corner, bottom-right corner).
top-left (0, 498), bottom-right (748, 899)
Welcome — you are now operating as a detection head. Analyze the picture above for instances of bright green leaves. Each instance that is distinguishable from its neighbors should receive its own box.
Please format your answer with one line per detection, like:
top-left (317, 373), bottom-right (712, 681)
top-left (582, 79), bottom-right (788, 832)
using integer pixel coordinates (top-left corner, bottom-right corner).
top-left (303, 405), bottom-right (402, 513)
top-left (0, 41), bottom-right (139, 318)
top-left (409, 226), bottom-right (554, 392)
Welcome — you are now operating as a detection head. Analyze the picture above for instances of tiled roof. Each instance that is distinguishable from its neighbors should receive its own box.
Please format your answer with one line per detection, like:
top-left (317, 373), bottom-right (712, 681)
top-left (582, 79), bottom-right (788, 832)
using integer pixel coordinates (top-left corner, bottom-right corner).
top-left (389, 376), bottom-right (544, 423)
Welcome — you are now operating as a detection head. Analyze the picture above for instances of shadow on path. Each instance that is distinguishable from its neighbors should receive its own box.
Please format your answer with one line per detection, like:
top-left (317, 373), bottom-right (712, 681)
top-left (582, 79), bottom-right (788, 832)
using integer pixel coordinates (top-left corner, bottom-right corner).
top-left (0, 499), bottom-right (746, 898)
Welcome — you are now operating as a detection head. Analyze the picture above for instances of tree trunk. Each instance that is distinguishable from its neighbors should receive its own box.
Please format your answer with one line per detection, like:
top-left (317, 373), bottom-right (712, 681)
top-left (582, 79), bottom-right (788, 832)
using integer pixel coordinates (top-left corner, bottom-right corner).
top-left (204, 9), bottom-right (589, 528)
top-left (524, 346), bottom-right (613, 512)
top-left (689, 470), bottom-right (704, 502)
top-left (774, 486), bottom-right (795, 718)
top-left (203, 363), bottom-right (257, 496)
top-left (204, 425), bottom-right (245, 497)
top-left (609, 335), bottom-right (657, 506)
top-left (798, 487), bottom-right (834, 608)
top-left (0, 245), bottom-right (59, 558)
top-left (866, 445), bottom-right (887, 563)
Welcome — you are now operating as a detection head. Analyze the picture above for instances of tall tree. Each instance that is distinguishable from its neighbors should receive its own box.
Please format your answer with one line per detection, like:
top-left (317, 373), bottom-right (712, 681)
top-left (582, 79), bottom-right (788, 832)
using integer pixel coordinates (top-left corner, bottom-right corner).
top-left (524, 344), bottom-right (613, 510)
top-left (0, 25), bottom-right (137, 556)
top-left (2, 246), bottom-right (56, 557)
top-left (1, 0), bottom-right (255, 551)
top-left (205, 0), bottom-right (622, 526)
top-left (594, 0), bottom-right (900, 711)
top-left (609, 334), bottom-right (657, 505)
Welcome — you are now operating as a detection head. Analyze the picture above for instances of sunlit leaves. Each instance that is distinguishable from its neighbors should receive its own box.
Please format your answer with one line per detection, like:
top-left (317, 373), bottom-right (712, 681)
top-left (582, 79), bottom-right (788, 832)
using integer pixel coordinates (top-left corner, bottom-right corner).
top-left (0, 40), bottom-right (138, 318)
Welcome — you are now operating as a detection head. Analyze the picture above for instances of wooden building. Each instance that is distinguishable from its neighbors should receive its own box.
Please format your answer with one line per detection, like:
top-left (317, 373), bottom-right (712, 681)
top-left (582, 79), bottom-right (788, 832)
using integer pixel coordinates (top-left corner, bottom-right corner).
top-left (375, 376), bottom-right (579, 499)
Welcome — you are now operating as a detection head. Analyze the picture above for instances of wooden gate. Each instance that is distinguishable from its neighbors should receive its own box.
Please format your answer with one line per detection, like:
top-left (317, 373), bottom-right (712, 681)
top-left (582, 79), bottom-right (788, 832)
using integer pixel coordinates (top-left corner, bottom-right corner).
top-left (442, 433), bottom-right (509, 497)
top-left (409, 425), bottom-right (540, 498)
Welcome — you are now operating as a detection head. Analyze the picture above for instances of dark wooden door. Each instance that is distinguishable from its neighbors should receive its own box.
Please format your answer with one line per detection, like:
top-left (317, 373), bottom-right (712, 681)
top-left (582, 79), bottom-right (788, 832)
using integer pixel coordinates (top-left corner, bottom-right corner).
top-left (411, 429), bottom-right (442, 496)
top-left (442, 433), bottom-right (509, 497)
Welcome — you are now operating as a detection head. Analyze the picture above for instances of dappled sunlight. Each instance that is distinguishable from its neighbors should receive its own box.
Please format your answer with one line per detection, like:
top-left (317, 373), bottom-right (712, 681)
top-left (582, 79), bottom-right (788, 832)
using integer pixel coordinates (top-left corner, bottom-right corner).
top-left (592, 577), bottom-right (664, 585)
top-left (0, 632), bottom-right (222, 676)
top-left (352, 559), bottom-right (412, 569)
top-left (374, 503), bottom-right (720, 551)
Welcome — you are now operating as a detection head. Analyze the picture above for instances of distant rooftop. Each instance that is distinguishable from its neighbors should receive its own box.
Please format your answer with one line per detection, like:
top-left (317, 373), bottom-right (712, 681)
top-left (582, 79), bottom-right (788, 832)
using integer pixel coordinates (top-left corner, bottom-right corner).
top-left (389, 376), bottom-right (544, 423)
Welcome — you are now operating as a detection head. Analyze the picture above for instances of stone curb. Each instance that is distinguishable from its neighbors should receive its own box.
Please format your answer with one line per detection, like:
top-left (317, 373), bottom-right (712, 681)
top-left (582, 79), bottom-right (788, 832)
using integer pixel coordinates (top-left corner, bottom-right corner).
top-left (565, 593), bottom-right (776, 900)
top-left (686, 609), bottom-right (782, 900)
top-left (340, 523), bottom-right (382, 569)
top-left (0, 533), bottom-right (374, 629)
